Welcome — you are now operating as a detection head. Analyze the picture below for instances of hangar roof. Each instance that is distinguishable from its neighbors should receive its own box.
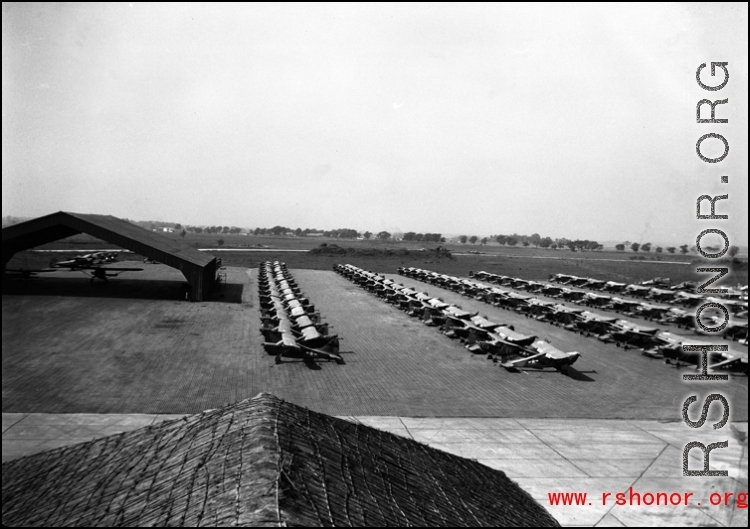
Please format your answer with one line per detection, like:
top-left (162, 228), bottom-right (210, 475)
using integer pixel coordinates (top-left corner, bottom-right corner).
top-left (1, 393), bottom-right (559, 527)
top-left (2, 211), bottom-right (213, 267)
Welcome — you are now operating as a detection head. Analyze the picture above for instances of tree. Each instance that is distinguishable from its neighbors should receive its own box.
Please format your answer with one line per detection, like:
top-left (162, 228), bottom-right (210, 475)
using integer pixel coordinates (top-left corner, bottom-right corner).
top-left (641, 243), bottom-right (652, 252)
top-left (363, 231), bottom-right (372, 240)
top-left (294, 228), bottom-right (302, 236)
top-left (459, 235), bottom-right (468, 244)
top-left (566, 241), bottom-right (577, 251)
top-left (615, 244), bottom-right (625, 251)
top-left (679, 244), bottom-right (689, 254)
top-left (469, 235), bottom-right (478, 245)
top-left (529, 233), bottom-right (541, 247)
top-left (728, 245), bottom-right (740, 258)
top-left (481, 237), bottom-right (488, 245)
top-left (377, 231), bottom-right (391, 240)
top-left (403, 232), bottom-right (416, 241)
top-left (175, 223), bottom-right (182, 230)
top-left (539, 237), bottom-right (552, 249)
top-left (631, 242), bottom-right (641, 252)
top-left (507, 237), bottom-right (518, 246)
top-left (655, 246), bottom-right (663, 253)
top-left (495, 235), bottom-right (507, 245)
top-left (522, 241), bottom-right (530, 247)
top-left (217, 239), bottom-right (225, 247)
top-left (415, 233), bottom-right (424, 242)
top-left (550, 243), bottom-right (558, 250)
top-left (666, 247), bottom-right (676, 253)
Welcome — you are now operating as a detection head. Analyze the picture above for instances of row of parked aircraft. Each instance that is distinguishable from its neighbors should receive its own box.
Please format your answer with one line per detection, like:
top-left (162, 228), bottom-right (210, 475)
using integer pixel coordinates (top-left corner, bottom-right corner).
top-left (335, 264), bottom-right (581, 374)
top-left (468, 270), bottom-right (748, 343)
top-left (398, 267), bottom-right (747, 374)
top-left (258, 261), bottom-right (342, 364)
top-left (548, 273), bottom-right (747, 304)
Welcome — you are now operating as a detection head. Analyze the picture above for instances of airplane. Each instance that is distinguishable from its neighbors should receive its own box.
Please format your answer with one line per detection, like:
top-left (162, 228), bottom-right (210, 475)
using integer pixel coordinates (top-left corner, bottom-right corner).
top-left (648, 288), bottom-right (677, 303)
top-left (637, 303), bottom-right (673, 322)
top-left (497, 292), bottom-right (534, 311)
top-left (262, 328), bottom-right (342, 364)
top-left (640, 277), bottom-right (672, 288)
top-left (642, 333), bottom-right (748, 373)
top-left (608, 321), bottom-right (663, 349)
top-left (439, 307), bottom-right (479, 339)
top-left (624, 284), bottom-right (652, 298)
top-left (9, 260), bottom-right (142, 282)
top-left (663, 308), bottom-right (696, 329)
top-left (567, 277), bottom-right (591, 287)
top-left (673, 291), bottom-right (705, 307)
top-left (603, 281), bottom-right (627, 293)
top-left (574, 311), bottom-right (620, 339)
top-left (54, 255), bottom-right (96, 268)
top-left (607, 297), bottom-right (641, 315)
top-left (501, 340), bottom-right (581, 373)
top-left (462, 316), bottom-right (506, 353)
top-left (525, 299), bottom-right (557, 321)
top-left (582, 279), bottom-right (607, 291)
top-left (559, 289), bottom-right (586, 303)
top-left (583, 292), bottom-right (612, 308)
top-left (549, 305), bottom-right (586, 328)
top-left (522, 281), bottom-right (546, 294)
top-left (670, 281), bottom-right (698, 292)
top-left (478, 326), bottom-right (539, 363)
top-left (541, 285), bottom-right (564, 297)
top-left (550, 274), bottom-right (577, 285)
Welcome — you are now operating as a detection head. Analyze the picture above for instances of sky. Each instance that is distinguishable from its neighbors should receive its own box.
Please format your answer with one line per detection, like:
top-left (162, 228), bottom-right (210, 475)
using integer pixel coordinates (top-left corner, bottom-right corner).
top-left (2, 3), bottom-right (747, 246)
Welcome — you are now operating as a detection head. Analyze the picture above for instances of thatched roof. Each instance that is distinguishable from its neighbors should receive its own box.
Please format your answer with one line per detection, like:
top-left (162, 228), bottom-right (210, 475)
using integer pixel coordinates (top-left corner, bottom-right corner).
top-left (2, 393), bottom-right (559, 527)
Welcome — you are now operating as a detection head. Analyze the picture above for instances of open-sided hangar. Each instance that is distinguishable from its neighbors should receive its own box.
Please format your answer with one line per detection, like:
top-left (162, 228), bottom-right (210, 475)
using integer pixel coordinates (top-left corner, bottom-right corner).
top-left (2, 211), bottom-right (218, 301)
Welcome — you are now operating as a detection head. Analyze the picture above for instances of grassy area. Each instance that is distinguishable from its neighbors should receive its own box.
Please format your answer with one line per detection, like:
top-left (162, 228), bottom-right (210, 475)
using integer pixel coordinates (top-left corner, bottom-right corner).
top-left (9, 232), bottom-right (748, 286)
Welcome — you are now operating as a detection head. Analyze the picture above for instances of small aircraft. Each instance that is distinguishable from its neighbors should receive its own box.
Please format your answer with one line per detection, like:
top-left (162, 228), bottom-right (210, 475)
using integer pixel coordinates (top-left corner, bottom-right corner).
top-left (582, 279), bottom-right (607, 291)
top-left (642, 333), bottom-right (748, 373)
top-left (648, 288), bottom-right (677, 303)
top-left (603, 281), bottom-right (627, 293)
top-left (541, 285), bottom-right (564, 297)
top-left (608, 297), bottom-right (641, 315)
top-left (640, 277), bottom-right (672, 288)
top-left (524, 299), bottom-right (557, 321)
top-left (263, 328), bottom-right (342, 364)
top-left (608, 321), bottom-right (663, 349)
top-left (479, 326), bottom-right (539, 362)
top-left (549, 305), bottom-right (586, 328)
top-left (583, 292), bottom-right (612, 308)
top-left (439, 307), bottom-right (479, 339)
top-left (9, 258), bottom-right (142, 282)
top-left (637, 303), bottom-right (673, 322)
top-left (624, 284), bottom-right (651, 298)
top-left (673, 291), bottom-right (705, 307)
top-left (574, 311), bottom-right (619, 339)
top-left (501, 340), bottom-right (581, 373)
top-left (559, 289), bottom-right (586, 303)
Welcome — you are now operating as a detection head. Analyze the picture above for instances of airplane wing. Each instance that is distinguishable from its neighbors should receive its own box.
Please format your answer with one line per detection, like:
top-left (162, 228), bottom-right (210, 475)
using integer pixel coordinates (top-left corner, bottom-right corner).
top-left (501, 352), bottom-right (545, 371)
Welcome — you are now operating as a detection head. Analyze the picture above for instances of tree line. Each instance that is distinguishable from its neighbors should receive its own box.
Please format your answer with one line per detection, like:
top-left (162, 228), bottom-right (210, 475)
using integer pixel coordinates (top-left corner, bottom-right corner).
top-left (457, 233), bottom-right (603, 252)
top-left (615, 242), bottom-right (740, 257)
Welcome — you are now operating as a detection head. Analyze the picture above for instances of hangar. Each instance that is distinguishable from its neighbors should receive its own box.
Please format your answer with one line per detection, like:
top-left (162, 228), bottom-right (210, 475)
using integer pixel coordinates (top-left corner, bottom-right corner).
top-left (2, 211), bottom-right (218, 301)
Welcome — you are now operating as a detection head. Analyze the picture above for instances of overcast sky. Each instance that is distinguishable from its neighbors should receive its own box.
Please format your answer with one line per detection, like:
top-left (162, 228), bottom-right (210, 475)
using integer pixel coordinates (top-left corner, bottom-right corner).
top-left (2, 3), bottom-right (747, 245)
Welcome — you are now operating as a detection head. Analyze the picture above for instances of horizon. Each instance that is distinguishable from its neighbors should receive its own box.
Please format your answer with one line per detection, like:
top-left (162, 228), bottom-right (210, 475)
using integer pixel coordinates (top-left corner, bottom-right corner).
top-left (2, 4), bottom-right (748, 246)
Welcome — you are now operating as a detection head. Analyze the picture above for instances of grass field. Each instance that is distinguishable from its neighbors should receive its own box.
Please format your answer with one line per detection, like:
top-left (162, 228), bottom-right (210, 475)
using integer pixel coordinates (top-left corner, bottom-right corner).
top-left (10, 231), bottom-right (747, 286)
